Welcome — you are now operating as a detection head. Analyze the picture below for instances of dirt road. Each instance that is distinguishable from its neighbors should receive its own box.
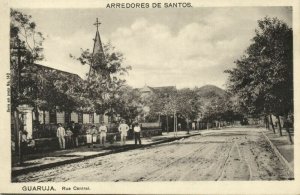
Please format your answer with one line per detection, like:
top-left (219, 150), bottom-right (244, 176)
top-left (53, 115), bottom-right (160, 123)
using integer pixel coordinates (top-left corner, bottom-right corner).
top-left (13, 128), bottom-right (292, 182)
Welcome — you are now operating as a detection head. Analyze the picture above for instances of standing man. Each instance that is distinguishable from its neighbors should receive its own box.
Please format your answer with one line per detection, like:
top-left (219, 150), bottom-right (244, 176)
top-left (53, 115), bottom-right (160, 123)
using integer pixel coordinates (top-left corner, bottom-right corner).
top-left (134, 122), bottom-right (142, 145)
top-left (19, 129), bottom-right (28, 164)
top-left (70, 122), bottom-right (79, 147)
top-left (56, 123), bottom-right (66, 150)
top-left (118, 120), bottom-right (129, 145)
top-left (99, 122), bottom-right (108, 147)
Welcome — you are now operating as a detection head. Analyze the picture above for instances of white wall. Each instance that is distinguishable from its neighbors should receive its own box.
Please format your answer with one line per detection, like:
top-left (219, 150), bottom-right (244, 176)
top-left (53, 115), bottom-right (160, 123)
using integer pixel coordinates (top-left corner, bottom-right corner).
top-left (94, 113), bottom-right (100, 123)
top-left (37, 110), bottom-right (50, 124)
top-left (83, 113), bottom-right (89, 124)
top-left (56, 111), bottom-right (65, 124)
top-left (71, 112), bottom-right (78, 123)
top-left (104, 115), bottom-right (109, 124)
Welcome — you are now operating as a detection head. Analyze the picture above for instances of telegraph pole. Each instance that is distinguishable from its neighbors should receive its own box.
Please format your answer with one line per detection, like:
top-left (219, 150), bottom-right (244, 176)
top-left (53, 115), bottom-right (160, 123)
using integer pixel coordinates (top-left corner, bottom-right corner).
top-left (11, 38), bottom-right (26, 164)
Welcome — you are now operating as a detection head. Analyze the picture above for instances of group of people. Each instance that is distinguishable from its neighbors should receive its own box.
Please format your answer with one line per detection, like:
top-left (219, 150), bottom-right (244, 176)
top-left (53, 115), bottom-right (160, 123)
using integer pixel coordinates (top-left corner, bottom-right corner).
top-left (56, 120), bottom-right (142, 150)
top-left (86, 121), bottom-right (108, 148)
top-left (56, 122), bottom-right (79, 149)
top-left (117, 120), bottom-right (142, 146)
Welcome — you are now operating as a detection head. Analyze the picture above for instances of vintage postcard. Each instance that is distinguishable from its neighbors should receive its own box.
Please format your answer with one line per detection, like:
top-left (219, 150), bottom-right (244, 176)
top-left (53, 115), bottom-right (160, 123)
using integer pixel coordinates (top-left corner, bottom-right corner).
top-left (0, 0), bottom-right (299, 194)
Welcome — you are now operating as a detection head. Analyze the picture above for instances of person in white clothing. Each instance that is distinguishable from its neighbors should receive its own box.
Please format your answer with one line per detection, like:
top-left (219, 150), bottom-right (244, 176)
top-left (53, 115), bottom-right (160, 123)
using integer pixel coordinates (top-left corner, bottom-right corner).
top-left (118, 120), bottom-right (129, 145)
top-left (56, 123), bottom-right (66, 149)
top-left (86, 125), bottom-right (93, 148)
top-left (99, 122), bottom-right (108, 146)
top-left (134, 122), bottom-right (142, 145)
top-left (192, 122), bottom-right (196, 130)
top-left (91, 125), bottom-right (98, 148)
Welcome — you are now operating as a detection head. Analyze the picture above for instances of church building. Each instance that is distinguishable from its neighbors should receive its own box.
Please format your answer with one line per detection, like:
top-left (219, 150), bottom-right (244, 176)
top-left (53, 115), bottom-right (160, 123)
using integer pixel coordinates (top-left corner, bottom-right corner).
top-left (12, 18), bottom-right (110, 141)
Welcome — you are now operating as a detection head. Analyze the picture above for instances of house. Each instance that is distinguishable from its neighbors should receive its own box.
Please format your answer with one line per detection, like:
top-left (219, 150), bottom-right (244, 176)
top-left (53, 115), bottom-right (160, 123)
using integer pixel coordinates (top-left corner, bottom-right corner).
top-left (139, 84), bottom-right (176, 99)
top-left (29, 63), bottom-right (109, 125)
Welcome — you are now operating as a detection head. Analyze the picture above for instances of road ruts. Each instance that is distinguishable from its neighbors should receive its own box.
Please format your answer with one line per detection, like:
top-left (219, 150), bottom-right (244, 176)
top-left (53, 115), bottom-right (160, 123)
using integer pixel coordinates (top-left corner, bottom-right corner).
top-left (13, 128), bottom-right (292, 182)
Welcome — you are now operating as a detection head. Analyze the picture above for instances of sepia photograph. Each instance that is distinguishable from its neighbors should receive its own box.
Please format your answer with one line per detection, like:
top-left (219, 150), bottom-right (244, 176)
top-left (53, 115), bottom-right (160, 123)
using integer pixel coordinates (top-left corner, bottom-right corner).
top-left (0, 0), bottom-right (299, 193)
top-left (8, 6), bottom-right (295, 183)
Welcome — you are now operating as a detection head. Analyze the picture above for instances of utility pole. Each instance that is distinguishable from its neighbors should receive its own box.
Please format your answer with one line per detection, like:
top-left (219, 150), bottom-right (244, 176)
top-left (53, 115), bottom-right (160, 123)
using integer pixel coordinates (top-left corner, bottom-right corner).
top-left (11, 38), bottom-right (26, 164)
top-left (173, 111), bottom-right (177, 137)
top-left (166, 115), bottom-right (169, 134)
top-left (175, 113), bottom-right (177, 136)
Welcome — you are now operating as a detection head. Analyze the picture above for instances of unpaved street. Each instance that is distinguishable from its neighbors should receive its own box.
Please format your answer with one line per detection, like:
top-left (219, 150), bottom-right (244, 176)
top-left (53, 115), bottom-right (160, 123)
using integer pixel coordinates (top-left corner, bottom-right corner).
top-left (13, 128), bottom-right (292, 182)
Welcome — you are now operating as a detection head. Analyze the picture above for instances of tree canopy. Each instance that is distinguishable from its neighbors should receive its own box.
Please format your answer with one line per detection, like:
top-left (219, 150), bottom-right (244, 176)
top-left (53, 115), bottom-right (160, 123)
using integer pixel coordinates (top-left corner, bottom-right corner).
top-left (225, 17), bottom-right (293, 119)
top-left (10, 9), bottom-right (45, 111)
top-left (72, 40), bottom-right (140, 123)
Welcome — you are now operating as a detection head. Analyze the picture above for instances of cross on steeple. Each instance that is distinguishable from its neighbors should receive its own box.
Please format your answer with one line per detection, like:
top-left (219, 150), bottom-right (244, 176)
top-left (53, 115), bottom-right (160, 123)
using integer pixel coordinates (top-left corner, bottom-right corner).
top-left (94, 18), bottom-right (101, 31)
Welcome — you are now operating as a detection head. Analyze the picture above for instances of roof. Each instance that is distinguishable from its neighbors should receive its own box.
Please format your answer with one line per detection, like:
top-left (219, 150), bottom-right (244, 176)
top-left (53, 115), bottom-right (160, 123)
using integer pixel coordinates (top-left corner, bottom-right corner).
top-left (152, 86), bottom-right (176, 92)
top-left (138, 85), bottom-right (176, 94)
top-left (29, 63), bottom-right (82, 80)
top-left (140, 85), bottom-right (153, 93)
top-left (91, 30), bottom-right (106, 69)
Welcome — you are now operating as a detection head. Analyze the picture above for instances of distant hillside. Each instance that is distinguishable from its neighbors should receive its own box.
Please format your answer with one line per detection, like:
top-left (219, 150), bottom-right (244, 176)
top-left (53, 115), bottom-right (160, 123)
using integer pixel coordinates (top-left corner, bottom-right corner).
top-left (196, 85), bottom-right (226, 99)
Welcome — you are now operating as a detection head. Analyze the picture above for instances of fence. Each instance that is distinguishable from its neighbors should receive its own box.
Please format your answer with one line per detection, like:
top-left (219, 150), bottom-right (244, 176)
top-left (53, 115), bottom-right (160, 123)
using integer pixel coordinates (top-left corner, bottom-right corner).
top-left (24, 122), bottom-right (162, 152)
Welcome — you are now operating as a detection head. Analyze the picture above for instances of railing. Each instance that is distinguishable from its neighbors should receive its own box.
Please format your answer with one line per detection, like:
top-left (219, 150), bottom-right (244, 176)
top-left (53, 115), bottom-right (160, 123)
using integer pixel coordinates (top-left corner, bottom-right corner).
top-left (32, 123), bottom-right (120, 139)
top-left (32, 122), bottom-right (162, 139)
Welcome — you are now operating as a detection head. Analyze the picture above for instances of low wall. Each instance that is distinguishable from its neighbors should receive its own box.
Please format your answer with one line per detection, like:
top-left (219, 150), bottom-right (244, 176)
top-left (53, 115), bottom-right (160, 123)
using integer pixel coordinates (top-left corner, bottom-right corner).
top-left (32, 123), bottom-right (119, 139)
top-left (29, 128), bottom-right (162, 152)
top-left (30, 132), bottom-right (120, 152)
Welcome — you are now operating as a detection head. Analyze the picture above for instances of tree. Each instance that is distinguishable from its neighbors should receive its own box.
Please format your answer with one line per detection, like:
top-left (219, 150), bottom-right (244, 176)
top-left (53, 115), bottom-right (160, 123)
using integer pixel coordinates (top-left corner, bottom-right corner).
top-left (113, 86), bottom-right (143, 123)
top-left (10, 9), bottom-right (45, 111)
top-left (10, 9), bottom-right (88, 126)
top-left (202, 96), bottom-right (225, 128)
top-left (225, 17), bottom-right (293, 141)
top-left (176, 88), bottom-right (202, 134)
top-left (72, 42), bottom-right (132, 124)
top-left (145, 87), bottom-right (178, 132)
top-left (10, 9), bottom-right (46, 159)
top-left (221, 94), bottom-right (244, 125)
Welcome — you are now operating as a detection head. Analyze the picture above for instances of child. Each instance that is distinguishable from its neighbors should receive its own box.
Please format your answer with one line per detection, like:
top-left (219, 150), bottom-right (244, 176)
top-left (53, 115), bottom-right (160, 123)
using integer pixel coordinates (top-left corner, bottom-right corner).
top-left (91, 125), bottom-right (98, 148)
top-left (65, 128), bottom-right (73, 148)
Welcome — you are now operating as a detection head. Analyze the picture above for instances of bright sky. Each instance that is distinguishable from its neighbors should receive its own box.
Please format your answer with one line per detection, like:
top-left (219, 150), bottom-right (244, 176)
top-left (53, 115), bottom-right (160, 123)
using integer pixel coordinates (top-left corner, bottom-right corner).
top-left (19, 7), bottom-right (292, 89)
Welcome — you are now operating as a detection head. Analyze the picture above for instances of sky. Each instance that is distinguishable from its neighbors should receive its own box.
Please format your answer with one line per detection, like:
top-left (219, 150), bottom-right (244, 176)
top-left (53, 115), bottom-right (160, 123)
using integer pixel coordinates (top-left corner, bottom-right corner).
top-left (19, 7), bottom-right (292, 89)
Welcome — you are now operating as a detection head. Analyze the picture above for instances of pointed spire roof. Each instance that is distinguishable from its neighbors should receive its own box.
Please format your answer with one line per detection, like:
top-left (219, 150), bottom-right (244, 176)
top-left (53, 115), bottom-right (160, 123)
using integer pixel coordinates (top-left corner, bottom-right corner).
top-left (92, 18), bottom-right (105, 69)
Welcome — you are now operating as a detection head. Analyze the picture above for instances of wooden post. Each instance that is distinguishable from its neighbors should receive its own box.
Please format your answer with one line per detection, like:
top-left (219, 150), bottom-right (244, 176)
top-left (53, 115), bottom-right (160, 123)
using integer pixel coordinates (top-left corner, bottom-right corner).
top-left (166, 115), bottom-right (169, 134)
top-left (13, 111), bottom-right (20, 159)
top-left (175, 113), bottom-right (177, 137)
top-left (186, 118), bottom-right (190, 134)
top-left (173, 112), bottom-right (176, 137)
top-left (269, 115), bottom-right (276, 134)
top-left (283, 115), bottom-right (293, 144)
top-left (265, 115), bottom-right (269, 130)
top-left (276, 115), bottom-right (283, 136)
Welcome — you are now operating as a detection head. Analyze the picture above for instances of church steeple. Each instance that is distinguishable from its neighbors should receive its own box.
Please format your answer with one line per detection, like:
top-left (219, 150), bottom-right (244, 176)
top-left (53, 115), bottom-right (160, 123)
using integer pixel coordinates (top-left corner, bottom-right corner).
top-left (91, 18), bottom-right (105, 70)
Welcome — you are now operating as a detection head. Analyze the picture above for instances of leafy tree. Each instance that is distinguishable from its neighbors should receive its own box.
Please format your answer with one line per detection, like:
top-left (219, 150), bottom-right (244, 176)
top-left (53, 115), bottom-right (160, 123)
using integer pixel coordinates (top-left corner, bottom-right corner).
top-left (10, 9), bottom-right (45, 111)
top-left (113, 86), bottom-right (143, 123)
top-left (10, 9), bottom-right (49, 130)
top-left (202, 96), bottom-right (224, 127)
top-left (147, 87), bottom-right (203, 134)
top-left (10, 9), bottom-right (93, 126)
top-left (176, 88), bottom-right (202, 133)
top-left (221, 94), bottom-right (244, 124)
top-left (225, 17), bottom-right (293, 140)
top-left (72, 42), bottom-right (132, 124)
top-left (144, 87), bottom-right (177, 131)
